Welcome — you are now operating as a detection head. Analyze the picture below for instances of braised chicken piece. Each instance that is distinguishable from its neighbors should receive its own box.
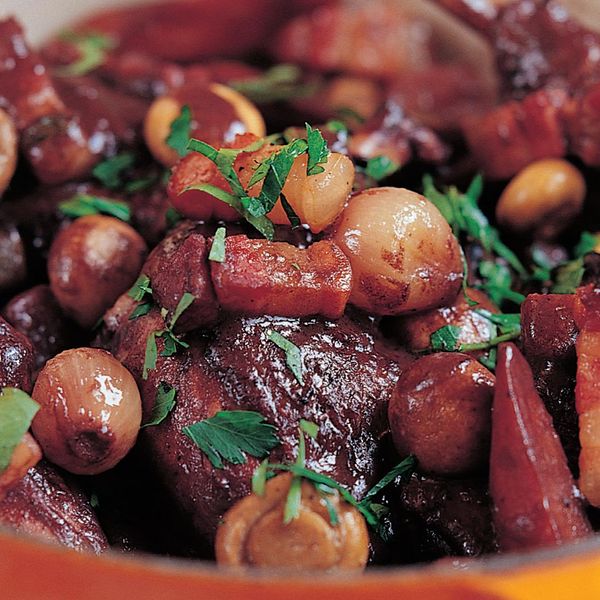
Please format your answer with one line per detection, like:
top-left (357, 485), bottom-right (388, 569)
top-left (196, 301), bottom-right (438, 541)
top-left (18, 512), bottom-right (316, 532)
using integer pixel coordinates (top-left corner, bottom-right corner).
top-left (0, 462), bottom-right (108, 553)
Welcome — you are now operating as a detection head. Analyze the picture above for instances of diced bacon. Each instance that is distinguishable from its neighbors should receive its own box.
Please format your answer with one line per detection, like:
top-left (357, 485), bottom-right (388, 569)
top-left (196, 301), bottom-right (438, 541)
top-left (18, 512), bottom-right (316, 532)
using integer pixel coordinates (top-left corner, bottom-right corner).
top-left (210, 235), bottom-right (352, 319)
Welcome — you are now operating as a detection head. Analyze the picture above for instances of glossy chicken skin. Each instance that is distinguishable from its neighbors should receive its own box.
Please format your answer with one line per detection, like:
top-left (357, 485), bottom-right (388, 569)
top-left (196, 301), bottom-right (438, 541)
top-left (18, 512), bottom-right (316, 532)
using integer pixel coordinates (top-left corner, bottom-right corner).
top-left (109, 309), bottom-right (402, 541)
top-left (0, 462), bottom-right (108, 553)
top-left (490, 343), bottom-right (591, 551)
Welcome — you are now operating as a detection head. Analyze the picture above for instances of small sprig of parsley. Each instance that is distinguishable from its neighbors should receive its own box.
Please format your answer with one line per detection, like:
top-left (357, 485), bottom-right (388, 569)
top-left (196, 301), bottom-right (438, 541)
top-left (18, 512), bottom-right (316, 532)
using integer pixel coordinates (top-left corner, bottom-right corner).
top-left (141, 382), bottom-right (177, 428)
top-left (550, 232), bottom-right (599, 294)
top-left (254, 452), bottom-right (416, 531)
top-left (266, 330), bottom-right (304, 385)
top-left (228, 64), bottom-right (317, 104)
top-left (429, 310), bottom-right (521, 359)
top-left (184, 125), bottom-right (330, 240)
top-left (55, 31), bottom-right (115, 77)
top-left (166, 105), bottom-right (192, 158)
top-left (182, 410), bottom-right (280, 469)
top-left (127, 274), bottom-right (154, 320)
top-left (364, 156), bottom-right (400, 182)
top-left (93, 153), bottom-right (136, 189)
top-left (0, 388), bottom-right (40, 473)
top-left (59, 194), bottom-right (131, 222)
top-left (423, 175), bottom-right (528, 305)
top-left (142, 293), bottom-right (195, 379)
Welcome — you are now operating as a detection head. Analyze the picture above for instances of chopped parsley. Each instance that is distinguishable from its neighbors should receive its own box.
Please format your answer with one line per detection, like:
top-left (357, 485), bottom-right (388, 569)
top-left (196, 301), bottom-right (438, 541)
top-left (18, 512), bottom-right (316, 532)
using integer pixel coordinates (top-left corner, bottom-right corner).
top-left (128, 274), bottom-right (153, 302)
top-left (184, 125), bottom-right (329, 240)
top-left (423, 174), bottom-right (527, 277)
top-left (305, 123), bottom-right (330, 176)
top-left (141, 382), bottom-right (177, 428)
top-left (299, 419), bottom-right (318, 439)
top-left (430, 325), bottom-right (461, 352)
top-left (93, 153), bottom-right (136, 189)
top-left (59, 194), bottom-right (131, 222)
top-left (477, 260), bottom-right (526, 306)
top-left (182, 410), bottom-right (280, 469)
top-left (266, 330), bottom-right (304, 385)
top-left (256, 454), bottom-right (416, 530)
top-left (423, 174), bottom-right (528, 308)
top-left (228, 64), bottom-right (316, 104)
top-left (166, 105), bottom-right (192, 158)
top-left (142, 293), bottom-right (195, 379)
top-left (55, 31), bottom-right (115, 77)
top-left (127, 274), bottom-right (154, 321)
top-left (550, 232), bottom-right (600, 294)
top-left (428, 310), bottom-right (520, 355)
top-left (208, 227), bottom-right (227, 263)
top-left (364, 156), bottom-right (400, 181)
top-left (0, 388), bottom-right (40, 473)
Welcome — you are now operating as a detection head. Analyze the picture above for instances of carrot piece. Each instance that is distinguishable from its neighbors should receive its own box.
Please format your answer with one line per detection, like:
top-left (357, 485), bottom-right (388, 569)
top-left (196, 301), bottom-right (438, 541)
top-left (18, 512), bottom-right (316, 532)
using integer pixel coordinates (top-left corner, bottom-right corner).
top-left (490, 342), bottom-right (591, 551)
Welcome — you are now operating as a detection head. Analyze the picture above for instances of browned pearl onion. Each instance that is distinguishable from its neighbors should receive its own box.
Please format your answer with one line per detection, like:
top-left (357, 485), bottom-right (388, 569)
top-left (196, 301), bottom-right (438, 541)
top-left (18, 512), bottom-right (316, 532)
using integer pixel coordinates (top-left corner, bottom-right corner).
top-left (268, 152), bottom-right (355, 233)
top-left (31, 348), bottom-right (141, 475)
top-left (496, 159), bottom-right (586, 239)
top-left (0, 433), bottom-right (42, 501)
top-left (389, 353), bottom-right (494, 476)
top-left (144, 83), bottom-right (266, 167)
top-left (332, 187), bottom-right (463, 315)
top-left (0, 108), bottom-right (17, 198)
top-left (216, 473), bottom-right (369, 571)
top-left (48, 215), bottom-right (147, 329)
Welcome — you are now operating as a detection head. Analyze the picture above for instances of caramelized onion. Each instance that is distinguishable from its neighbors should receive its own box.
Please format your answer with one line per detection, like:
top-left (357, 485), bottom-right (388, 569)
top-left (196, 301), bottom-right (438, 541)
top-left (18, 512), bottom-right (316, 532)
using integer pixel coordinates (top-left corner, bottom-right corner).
top-left (332, 186), bottom-right (463, 315)
top-left (31, 348), bottom-right (141, 475)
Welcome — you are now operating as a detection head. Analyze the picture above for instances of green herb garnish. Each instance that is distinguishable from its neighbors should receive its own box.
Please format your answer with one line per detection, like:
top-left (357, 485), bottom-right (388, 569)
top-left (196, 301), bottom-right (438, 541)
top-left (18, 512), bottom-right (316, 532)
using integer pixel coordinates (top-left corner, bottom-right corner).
top-left (228, 64), bottom-right (316, 104)
top-left (183, 410), bottom-right (280, 469)
top-left (141, 382), bottom-right (177, 428)
top-left (93, 153), bottom-right (135, 189)
top-left (430, 325), bottom-right (461, 352)
top-left (209, 227), bottom-right (227, 263)
top-left (127, 274), bottom-right (154, 321)
top-left (299, 419), bottom-right (318, 439)
top-left (429, 310), bottom-right (520, 354)
top-left (142, 293), bottom-right (194, 379)
top-left (305, 123), bottom-right (330, 176)
top-left (550, 232), bottom-right (599, 294)
top-left (477, 260), bottom-right (526, 306)
top-left (59, 194), bottom-right (131, 222)
top-left (0, 388), bottom-right (40, 473)
top-left (364, 156), bottom-right (400, 181)
top-left (166, 105), bottom-right (192, 158)
top-left (267, 330), bottom-right (304, 385)
top-left (56, 31), bottom-right (114, 77)
top-left (185, 126), bottom-right (329, 239)
top-left (423, 174), bottom-right (527, 279)
top-left (128, 274), bottom-right (153, 302)
top-left (260, 455), bottom-right (416, 530)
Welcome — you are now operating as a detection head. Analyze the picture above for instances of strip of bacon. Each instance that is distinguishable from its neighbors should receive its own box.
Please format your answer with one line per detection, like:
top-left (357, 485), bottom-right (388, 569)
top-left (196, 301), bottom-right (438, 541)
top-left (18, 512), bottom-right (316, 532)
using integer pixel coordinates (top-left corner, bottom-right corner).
top-left (210, 235), bottom-right (352, 320)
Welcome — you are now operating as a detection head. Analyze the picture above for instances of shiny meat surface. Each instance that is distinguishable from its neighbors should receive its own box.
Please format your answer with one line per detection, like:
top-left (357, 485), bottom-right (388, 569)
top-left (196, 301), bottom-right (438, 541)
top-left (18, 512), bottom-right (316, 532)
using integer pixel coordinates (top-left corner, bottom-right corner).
top-left (521, 293), bottom-right (579, 472)
top-left (0, 462), bottom-right (108, 553)
top-left (0, 316), bottom-right (34, 393)
top-left (109, 309), bottom-right (402, 541)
